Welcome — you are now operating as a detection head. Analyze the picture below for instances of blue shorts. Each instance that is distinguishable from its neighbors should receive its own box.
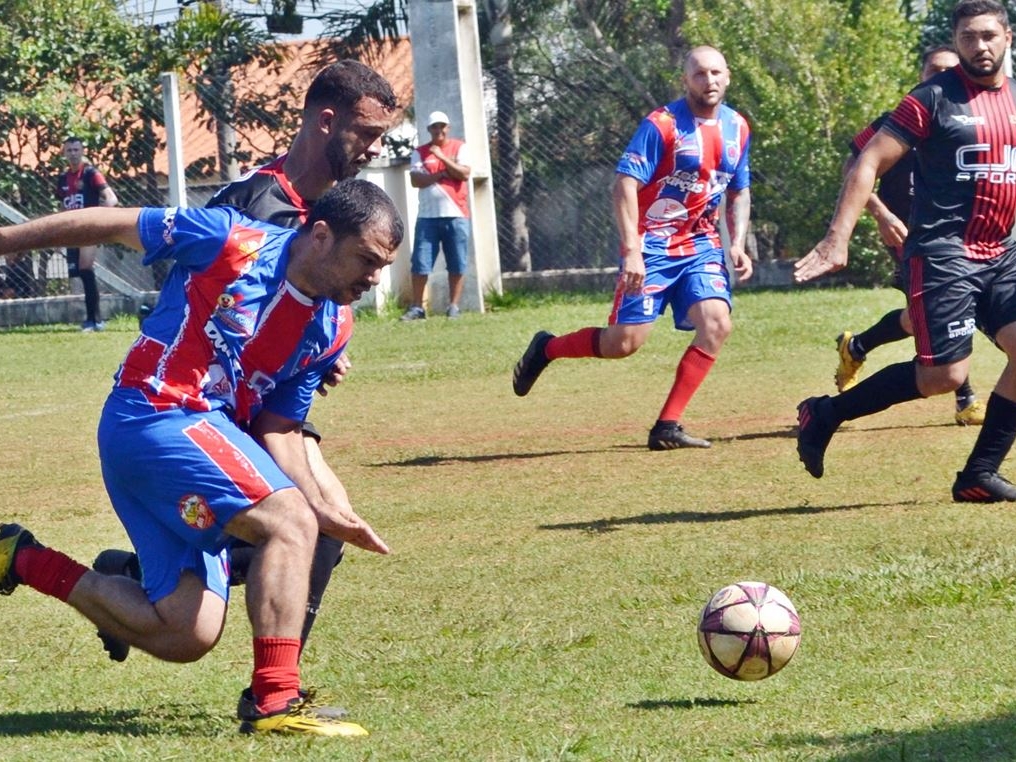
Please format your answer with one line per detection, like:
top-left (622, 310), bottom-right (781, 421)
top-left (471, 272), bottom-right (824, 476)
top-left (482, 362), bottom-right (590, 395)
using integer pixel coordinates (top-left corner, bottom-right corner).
top-left (411, 217), bottom-right (470, 275)
top-left (97, 389), bottom-right (294, 603)
top-left (609, 248), bottom-right (732, 330)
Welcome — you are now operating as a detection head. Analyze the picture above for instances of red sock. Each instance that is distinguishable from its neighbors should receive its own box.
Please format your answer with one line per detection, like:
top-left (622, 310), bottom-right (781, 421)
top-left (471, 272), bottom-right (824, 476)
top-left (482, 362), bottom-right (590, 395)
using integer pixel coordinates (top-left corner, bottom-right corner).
top-left (546, 327), bottom-right (602, 360)
top-left (658, 346), bottom-right (716, 422)
top-left (14, 546), bottom-right (88, 603)
top-left (251, 637), bottom-right (302, 715)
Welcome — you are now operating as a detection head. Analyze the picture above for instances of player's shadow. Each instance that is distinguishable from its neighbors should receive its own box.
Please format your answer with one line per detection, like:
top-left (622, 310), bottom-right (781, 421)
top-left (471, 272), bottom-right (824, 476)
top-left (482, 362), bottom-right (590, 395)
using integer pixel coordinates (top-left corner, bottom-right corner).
top-left (0, 705), bottom-right (221, 737)
top-left (371, 448), bottom-right (603, 467)
top-left (539, 501), bottom-right (912, 533)
top-left (627, 697), bottom-right (752, 710)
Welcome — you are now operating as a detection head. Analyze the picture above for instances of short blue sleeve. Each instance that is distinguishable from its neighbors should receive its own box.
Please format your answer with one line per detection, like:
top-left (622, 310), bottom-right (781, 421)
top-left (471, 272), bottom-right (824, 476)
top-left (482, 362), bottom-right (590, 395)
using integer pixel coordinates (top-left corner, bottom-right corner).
top-left (137, 206), bottom-right (242, 271)
top-left (615, 117), bottom-right (666, 185)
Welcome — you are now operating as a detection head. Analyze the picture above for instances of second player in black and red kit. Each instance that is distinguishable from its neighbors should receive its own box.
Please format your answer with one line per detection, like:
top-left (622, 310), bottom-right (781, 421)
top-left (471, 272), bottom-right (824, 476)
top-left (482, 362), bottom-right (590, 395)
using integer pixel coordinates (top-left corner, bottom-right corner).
top-left (793, 0), bottom-right (1016, 502)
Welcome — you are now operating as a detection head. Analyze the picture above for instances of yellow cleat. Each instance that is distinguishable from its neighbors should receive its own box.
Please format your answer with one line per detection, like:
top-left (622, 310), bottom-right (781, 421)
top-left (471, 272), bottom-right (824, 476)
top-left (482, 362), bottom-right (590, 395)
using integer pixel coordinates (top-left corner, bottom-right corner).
top-left (238, 695), bottom-right (368, 737)
top-left (955, 399), bottom-right (986, 426)
top-left (834, 332), bottom-right (865, 392)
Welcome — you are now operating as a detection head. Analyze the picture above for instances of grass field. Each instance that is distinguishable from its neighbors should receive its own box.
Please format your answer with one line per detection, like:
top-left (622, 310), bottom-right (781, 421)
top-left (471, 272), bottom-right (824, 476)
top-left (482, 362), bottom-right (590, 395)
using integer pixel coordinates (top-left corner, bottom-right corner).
top-left (2, 287), bottom-right (1016, 761)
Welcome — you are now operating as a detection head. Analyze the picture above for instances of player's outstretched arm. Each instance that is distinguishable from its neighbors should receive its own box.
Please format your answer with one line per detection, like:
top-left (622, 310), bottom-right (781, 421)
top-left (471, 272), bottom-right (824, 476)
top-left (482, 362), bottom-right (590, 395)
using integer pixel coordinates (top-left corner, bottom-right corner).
top-left (0, 207), bottom-right (142, 255)
top-left (252, 409), bottom-right (390, 555)
top-left (794, 130), bottom-right (908, 284)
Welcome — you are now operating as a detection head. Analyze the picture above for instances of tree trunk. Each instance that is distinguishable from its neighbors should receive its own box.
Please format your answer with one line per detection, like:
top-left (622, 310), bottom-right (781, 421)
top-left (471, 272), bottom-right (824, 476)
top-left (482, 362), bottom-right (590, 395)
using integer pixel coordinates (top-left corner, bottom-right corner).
top-left (490, 3), bottom-right (531, 272)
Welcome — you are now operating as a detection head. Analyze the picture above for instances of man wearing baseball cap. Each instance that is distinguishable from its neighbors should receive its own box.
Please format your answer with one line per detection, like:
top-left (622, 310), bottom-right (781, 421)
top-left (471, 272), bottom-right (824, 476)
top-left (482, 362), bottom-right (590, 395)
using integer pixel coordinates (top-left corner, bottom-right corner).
top-left (401, 110), bottom-right (472, 320)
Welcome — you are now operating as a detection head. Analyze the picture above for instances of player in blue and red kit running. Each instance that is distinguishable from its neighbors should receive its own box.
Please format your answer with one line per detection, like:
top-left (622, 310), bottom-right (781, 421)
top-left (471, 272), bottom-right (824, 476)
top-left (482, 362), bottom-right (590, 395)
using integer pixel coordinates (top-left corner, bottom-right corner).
top-left (832, 46), bottom-right (985, 426)
top-left (0, 179), bottom-right (403, 736)
top-left (513, 45), bottom-right (753, 450)
top-left (795, 0), bottom-right (1016, 502)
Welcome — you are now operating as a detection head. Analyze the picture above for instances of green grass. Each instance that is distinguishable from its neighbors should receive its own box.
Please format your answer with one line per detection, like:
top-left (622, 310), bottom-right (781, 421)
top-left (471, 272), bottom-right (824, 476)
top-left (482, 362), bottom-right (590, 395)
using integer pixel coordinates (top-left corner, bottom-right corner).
top-left (2, 287), bottom-right (1016, 761)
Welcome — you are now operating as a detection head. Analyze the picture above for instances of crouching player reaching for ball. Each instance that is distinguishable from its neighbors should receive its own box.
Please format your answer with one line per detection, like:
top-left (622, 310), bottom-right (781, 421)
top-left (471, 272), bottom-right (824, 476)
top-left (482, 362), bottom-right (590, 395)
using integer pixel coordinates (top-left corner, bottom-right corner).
top-left (0, 179), bottom-right (401, 736)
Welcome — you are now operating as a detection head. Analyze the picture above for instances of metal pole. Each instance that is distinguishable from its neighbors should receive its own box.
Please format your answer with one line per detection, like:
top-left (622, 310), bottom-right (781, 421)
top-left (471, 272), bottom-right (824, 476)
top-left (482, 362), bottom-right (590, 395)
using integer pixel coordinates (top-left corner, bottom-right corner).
top-left (161, 71), bottom-right (188, 208)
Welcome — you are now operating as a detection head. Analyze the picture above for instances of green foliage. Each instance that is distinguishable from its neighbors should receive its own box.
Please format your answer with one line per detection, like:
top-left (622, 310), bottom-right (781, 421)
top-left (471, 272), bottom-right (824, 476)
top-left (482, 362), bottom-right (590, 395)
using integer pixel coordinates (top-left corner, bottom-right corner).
top-left (684, 0), bottom-right (917, 280)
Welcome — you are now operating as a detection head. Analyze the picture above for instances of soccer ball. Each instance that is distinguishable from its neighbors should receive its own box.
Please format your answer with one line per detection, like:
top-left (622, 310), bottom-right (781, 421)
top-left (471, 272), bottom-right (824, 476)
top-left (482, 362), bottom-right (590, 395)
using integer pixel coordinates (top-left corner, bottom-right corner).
top-left (697, 581), bottom-right (801, 681)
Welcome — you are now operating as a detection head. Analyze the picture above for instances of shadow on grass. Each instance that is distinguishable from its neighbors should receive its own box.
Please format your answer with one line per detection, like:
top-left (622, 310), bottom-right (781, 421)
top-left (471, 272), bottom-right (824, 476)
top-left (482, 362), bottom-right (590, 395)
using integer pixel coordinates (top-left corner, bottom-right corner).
top-left (539, 501), bottom-right (915, 533)
top-left (372, 449), bottom-right (601, 467)
top-left (628, 697), bottom-right (750, 710)
top-left (781, 707), bottom-right (1016, 761)
top-left (0, 705), bottom-right (221, 737)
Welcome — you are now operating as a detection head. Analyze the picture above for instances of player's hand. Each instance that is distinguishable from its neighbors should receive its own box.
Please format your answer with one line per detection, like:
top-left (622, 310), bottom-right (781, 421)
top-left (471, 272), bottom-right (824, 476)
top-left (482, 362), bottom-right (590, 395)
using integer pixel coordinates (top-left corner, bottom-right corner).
top-left (430, 146), bottom-right (447, 163)
top-left (729, 246), bottom-right (753, 283)
top-left (793, 239), bottom-right (848, 284)
top-left (316, 352), bottom-right (352, 397)
top-left (875, 213), bottom-right (908, 250)
top-left (619, 252), bottom-right (645, 296)
top-left (322, 508), bottom-right (390, 555)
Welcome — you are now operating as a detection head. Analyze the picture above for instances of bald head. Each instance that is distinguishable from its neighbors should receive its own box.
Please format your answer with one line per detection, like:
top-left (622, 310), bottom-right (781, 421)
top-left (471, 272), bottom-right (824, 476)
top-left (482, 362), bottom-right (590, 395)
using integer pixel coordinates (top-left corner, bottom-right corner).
top-left (682, 46), bottom-right (730, 117)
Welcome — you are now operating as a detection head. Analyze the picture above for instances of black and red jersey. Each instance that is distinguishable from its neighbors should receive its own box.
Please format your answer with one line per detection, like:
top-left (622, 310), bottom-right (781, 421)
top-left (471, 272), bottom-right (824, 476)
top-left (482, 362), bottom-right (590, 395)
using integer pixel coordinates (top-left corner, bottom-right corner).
top-left (55, 165), bottom-right (108, 210)
top-left (851, 112), bottom-right (913, 225)
top-left (207, 155), bottom-right (310, 230)
top-left (883, 66), bottom-right (1016, 260)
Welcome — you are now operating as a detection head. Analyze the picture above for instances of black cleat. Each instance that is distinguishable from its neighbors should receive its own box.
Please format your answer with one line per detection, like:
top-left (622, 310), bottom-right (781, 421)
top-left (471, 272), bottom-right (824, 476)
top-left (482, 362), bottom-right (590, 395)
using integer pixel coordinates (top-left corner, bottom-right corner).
top-left (796, 396), bottom-right (838, 479)
top-left (647, 421), bottom-right (711, 450)
top-left (92, 549), bottom-right (141, 662)
top-left (0, 524), bottom-right (41, 596)
top-left (952, 471), bottom-right (1016, 503)
top-left (512, 331), bottom-right (554, 397)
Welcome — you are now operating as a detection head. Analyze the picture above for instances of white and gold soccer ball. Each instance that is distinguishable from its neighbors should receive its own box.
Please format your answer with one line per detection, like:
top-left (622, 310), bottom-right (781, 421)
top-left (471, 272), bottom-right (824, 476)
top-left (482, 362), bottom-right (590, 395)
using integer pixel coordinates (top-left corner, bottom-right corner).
top-left (697, 581), bottom-right (801, 681)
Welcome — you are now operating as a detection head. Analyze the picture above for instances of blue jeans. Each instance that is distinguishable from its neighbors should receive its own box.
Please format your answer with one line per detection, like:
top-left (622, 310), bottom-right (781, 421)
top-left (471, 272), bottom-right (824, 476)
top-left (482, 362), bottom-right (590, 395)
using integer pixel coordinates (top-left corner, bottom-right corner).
top-left (411, 217), bottom-right (470, 275)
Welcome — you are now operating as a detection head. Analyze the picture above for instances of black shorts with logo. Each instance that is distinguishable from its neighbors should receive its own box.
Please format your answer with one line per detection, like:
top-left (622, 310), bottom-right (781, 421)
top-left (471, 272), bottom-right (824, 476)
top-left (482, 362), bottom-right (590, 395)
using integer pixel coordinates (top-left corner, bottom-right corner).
top-left (904, 245), bottom-right (1016, 366)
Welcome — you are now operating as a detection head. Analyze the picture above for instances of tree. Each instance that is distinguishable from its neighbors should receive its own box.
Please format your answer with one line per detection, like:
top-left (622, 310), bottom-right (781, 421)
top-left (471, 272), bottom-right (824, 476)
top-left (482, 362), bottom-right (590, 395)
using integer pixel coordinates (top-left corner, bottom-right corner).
top-left (683, 0), bottom-right (918, 280)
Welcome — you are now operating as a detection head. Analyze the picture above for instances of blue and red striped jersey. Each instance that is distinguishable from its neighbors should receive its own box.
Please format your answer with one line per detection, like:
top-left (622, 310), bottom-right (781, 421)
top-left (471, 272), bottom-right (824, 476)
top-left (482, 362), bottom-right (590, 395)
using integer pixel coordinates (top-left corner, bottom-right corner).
top-left (113, 206), bottom-right (353, 426)
top-left (615, 98), bottom-right (750, 259)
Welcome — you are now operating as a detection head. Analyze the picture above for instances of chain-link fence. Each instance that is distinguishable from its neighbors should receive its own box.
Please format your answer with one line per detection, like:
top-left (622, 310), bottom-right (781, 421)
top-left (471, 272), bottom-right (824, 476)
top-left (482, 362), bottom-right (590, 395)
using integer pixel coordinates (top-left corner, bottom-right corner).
top-left (0, 2), bottom-right (918, 318)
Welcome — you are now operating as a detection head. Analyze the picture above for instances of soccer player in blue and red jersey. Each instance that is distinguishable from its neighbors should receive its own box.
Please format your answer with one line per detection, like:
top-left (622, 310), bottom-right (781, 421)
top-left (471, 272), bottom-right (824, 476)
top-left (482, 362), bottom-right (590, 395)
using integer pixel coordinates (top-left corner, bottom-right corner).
top-left (92, 61), bottom-right (398, 675)
top-left (795, 0), bottom-right (1016, 502)
top-left (513, 46), bottom-right (753, 450)
top-left (0, 179), bottom-right (402, 735)
top-left (832, 46), bottom-right (986, 427)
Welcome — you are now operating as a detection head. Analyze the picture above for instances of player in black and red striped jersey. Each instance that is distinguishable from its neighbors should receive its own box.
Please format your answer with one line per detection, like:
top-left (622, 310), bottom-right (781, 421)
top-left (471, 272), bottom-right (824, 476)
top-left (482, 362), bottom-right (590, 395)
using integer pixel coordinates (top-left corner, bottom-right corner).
top-left (794, 0), bottom-right (1016, 502)
top-left (56, 136), bottom-right (118, 331)
top-left (832, 45), bottom-right (985, 427)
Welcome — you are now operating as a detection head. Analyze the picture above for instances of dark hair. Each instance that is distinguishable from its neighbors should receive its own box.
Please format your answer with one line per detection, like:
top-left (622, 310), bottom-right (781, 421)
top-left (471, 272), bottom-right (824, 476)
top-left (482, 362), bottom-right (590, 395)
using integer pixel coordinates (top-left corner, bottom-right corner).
top-left (63, 136), bottom-right (84, 146)
top-left (921, 43), bottom-right (957, 66)
top-left (305, 178), bottom-right (404, 249)
top-left (304, 60), bottom-right (398, 114)
top-left (951, 0), bottom-right (1009, 31)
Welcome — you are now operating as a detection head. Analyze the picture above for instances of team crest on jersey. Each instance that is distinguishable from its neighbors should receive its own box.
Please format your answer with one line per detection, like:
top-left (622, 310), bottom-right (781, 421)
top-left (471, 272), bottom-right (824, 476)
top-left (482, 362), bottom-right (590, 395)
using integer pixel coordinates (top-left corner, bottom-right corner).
top-left (725, 140), bottom-right (740, 165)
top-left (179, 494), bottom-right (215, 530)
top-left (217, 293), bottom-right (235, 309)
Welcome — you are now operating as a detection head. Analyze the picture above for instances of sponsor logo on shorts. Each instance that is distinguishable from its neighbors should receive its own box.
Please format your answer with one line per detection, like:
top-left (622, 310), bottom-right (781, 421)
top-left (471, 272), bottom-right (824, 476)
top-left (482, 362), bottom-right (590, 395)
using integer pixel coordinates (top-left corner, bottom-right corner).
top-left (179, 494), bottom-right (215, 530)
top-left (951, 114), bottom-right (986, 126)
top-left (710, 277), bottom-right (726, 292)
top-left (947, 317), bottom-right (976, 339)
